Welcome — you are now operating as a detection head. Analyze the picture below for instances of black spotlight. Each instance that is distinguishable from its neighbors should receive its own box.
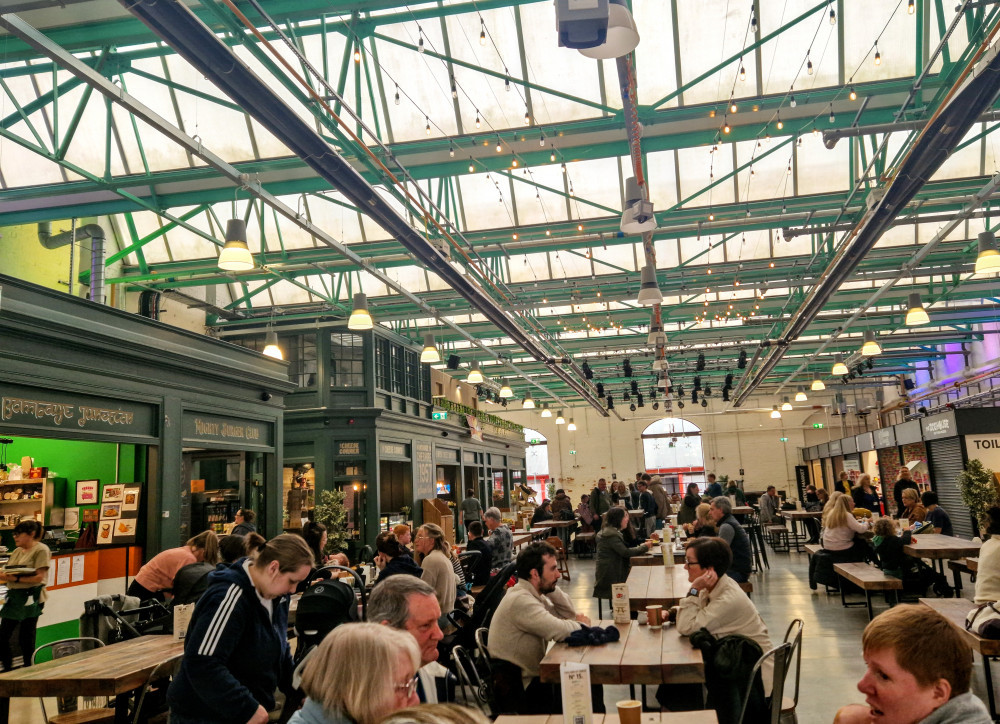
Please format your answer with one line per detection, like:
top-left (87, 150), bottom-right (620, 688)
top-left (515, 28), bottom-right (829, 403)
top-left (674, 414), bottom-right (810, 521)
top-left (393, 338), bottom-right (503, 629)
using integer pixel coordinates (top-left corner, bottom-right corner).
top-left (691, 389), bottom-right (698, 403)
top-left (678, 399), bottom-right (685, 409)
top-left (637, 393), bottom-right (644, 408)
top-left (693, 376), bottom-right (702, 391)
top-left (696, 352), bottom-right (706, 371)
top-left (918, 406), bottom-right (928, 415)
top-left (677, 385), bottom-right (685, 398)
top-left (500, 398), bottom-right (508, 407)
top-left (475, 385), bottom-right (484, 397)
top-left (623, 358), bottom-right (633, 377)
top-left (630, 403), bottom-right (637, 412)
top-left (582, 360), bottom-right (594, 379)
top-left (703, 385), bottom-right (712, 396)
top-left (904, 378), bottom-right (916, 391)
top-left (738, 349), bottom-right (747, 369)
top-left (649, 388), bottom-right (657, 400)
top-left (841, 375), bottom-right (850, 384)
top-left (867, 358), bottom-right (874, 370)
top-left (701, 397), bottom-right (708, 407)
top-left (722, 387), bottom-right (731, 402)
top-left (630, 380), bottom-right (639, 395)
top-left (725, 372), bottom-right (734, 388)
top-left (653, 401), bottom-right (660, 410)
top-left (446, 354), bottom-right (461, 370)
top-left (623, 391), bottom-right (631, 401)
top-left (596, 382), bottom-right (605, 398)
top-left (607, 395), bottom-right (615, 410)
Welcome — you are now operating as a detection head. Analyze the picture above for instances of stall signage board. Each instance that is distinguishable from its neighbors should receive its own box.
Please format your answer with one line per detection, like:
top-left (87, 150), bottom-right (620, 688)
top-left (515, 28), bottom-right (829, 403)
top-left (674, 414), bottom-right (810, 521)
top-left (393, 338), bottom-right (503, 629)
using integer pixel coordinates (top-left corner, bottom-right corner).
top-left (965, 434), bottom-right (1000, 469)
top-left (873, 427), bottom-right (896, 449)
top-left (895, 420), bottom-right (923, 445)
top-left (181, 412), bottom-right (273, 449)
top-left (414, 441), bottom-right (434, 499)
top-left (379, 441), bottom-right (409, 459)
top-left (0, 383), bottom-right (158, 440)
top-left (921, 411), bottom-right (957, 440)
top-left (338, 441), bottom-right (363, 456)
top-left (829, 439), bottom-right (843, 456)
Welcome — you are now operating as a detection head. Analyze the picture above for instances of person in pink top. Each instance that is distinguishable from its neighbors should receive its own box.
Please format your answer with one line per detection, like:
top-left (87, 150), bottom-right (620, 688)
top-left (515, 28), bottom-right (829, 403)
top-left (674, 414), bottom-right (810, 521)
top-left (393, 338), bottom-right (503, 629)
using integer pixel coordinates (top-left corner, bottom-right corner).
top-left (128, 530), bottom-right (220, 602)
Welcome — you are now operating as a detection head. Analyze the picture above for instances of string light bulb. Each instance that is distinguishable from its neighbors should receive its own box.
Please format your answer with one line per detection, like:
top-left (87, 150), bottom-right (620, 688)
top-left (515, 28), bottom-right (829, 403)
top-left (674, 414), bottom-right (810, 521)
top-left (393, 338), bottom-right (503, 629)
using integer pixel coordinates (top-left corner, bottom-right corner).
top-left (790, 94), bottom-right (797, 108)
top-left (354, 46), bottom-right (361, 63)
top-left (425, 117), bottom-right (431, 135)
top-left (874, 45), bottom-right (881, 65)
top-left (479, 19), bottom-right (486, 45)
top-left (829, 104), bottom-right (835, 123)
top-left (730, 102), bottom-right (738, 113)
top-left (849, 86), bottom-right (857, 101)
top-left (495, 138), bottom-right (502, 153)
top-left (807, 52), bottom-right (813, 75)
top-left (468, 159), bottom-right (475, 173)
top-left (505, 77), bottom-right (511, 92)
top-left (739, 65), bottom-right (746, 81)
top-left (829, 4), bottom-right (836, 24)
top-left (524, 109), bottom-right (530, 125)
top-left (394, 86), bottom-right (400, 105)
top-left (449, 144), bottom-right (455, 158)
top-left (908, 0), bottom-right (915, 14)
top-left (776, 114), bottom-right (784, 130)
top-left (418, 29), bottom-right (424, 53)
top-left (723, 122), bottom-right (731, 134)
top-left (475, 111), bottom-right (481, 128)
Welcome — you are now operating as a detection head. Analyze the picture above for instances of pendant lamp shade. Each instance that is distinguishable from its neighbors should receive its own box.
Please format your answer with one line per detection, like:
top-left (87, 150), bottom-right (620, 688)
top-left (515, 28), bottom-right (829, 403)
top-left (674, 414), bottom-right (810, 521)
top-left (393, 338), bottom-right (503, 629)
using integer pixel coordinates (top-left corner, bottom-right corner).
top-left (499, 378), bottom-right (513, 398)
top-left (555, 409), bottom-right (566, 424)
top-left (567, 418), bottom-right (577, 431)
top-left (795, 387), bottom-right (808, 402)
top-left (832, 354), bottom-right (849, 376)
top-left (420, 333), bottom-right (441, 364)
top-left (975, 231), bottom-right (1000, 275)
top-left (636, 264), bottom-right (663, 306)
top-left (577, 3), bottom-right (640, 59)
top-left (811, 374), bottom-right (826, 391)
top-left (466, 361), bottom-right (484, 384)
top-left (523, 392), bottom-right (536, 409)
top-left (770, 405), bottom-right (781, 419)
top-left (262, 330), bottom-right (283, 360)
top-left (861, 330), bottom-right (882, 356)
top-left (218, 219), bottom-right (254, 271)
top-left (540, 403), bottom-right (552, 418)
top-left (348, 293), bottom-right (373, 330)
top-left (781, 397), bottom-right (793, 411)
top-left (905, 293), bottom-right (930, 326)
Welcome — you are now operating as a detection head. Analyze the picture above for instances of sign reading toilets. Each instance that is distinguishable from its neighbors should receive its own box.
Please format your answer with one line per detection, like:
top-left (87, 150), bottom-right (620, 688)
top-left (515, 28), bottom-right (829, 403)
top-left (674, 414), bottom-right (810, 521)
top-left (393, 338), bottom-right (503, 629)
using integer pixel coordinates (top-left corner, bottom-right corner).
top-left (965, 435), bottom-right (1000, 470)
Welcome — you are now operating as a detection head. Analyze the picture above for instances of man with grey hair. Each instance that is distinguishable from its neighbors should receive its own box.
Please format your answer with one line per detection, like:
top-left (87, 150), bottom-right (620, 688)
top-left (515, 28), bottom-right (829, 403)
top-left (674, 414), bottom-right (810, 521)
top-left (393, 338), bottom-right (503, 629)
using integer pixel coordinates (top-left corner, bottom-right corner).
top-left (483, 506), bottom-right (513, 568)
top-left (708, 496), bottom-right (752, 583)
top-left (368, 574), bottom-right (451, 702)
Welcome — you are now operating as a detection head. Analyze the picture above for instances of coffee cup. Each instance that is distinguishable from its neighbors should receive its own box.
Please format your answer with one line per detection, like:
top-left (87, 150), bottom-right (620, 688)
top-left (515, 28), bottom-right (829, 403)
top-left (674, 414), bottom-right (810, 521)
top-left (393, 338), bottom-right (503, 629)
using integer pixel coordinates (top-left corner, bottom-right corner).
top-left (637, 610), bottom-right (648, 625)
top-left (646, 604), bottom-right (662, 629)
top-left (617, 699), bottom-right (642, 724)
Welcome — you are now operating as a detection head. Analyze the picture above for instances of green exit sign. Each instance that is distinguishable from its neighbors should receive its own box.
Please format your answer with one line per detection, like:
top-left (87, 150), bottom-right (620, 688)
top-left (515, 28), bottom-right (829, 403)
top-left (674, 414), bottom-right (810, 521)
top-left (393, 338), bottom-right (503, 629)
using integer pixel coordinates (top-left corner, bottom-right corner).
top-left (813, 423), bottom-right (825, 429)
top-left (569, 450), bottom-right (577, 455)
top-left (779, 437), bottom-right (789, 442)
top-left (432, 411), bottom-right (448, 420)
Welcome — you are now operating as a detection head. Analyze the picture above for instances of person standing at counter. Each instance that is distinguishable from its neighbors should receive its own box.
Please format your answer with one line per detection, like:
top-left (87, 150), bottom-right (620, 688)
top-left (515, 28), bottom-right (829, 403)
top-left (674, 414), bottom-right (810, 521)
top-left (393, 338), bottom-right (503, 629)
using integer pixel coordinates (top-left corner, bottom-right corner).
top-left (128, 530), bottom-right (220, 602)
top-left (0, 520), bottom-right (50, 672)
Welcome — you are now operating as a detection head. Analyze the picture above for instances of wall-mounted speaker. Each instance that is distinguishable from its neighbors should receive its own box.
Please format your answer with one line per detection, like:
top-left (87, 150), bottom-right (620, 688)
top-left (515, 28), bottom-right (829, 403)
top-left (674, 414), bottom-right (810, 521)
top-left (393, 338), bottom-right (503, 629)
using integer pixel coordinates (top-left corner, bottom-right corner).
top-left (446, 355), bottom-right (461, 370)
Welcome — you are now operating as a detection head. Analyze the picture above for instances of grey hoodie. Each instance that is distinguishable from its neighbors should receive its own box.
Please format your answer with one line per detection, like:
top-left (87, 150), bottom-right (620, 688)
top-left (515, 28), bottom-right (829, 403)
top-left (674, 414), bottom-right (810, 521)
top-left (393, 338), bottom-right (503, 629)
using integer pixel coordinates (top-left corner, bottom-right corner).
top-left (918, 692), bottom-right (992, 724)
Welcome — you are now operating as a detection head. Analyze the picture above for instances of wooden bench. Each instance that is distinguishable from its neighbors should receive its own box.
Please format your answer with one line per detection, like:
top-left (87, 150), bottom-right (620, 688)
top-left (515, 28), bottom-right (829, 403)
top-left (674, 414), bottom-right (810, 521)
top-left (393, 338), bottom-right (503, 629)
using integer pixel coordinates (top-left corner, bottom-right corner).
top-left (804, 544), bottom-right (823, 557)
top-left (920, 597), bottom-right (1000, 719)
top-left (833, 562), bottom-right (902, 620)
top-left (575, 531), bottom-right (596, 558)
top-left (947, 557), bottom-right (977, 595)
top-left (765, 524), bottom-right (789, 552)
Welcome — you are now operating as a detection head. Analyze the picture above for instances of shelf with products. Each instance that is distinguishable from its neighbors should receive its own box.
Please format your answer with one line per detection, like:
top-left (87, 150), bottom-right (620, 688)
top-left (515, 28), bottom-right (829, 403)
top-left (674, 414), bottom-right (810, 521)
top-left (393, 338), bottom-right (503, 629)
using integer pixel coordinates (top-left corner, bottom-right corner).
top-left (0, 478), bottom-right (46, 486)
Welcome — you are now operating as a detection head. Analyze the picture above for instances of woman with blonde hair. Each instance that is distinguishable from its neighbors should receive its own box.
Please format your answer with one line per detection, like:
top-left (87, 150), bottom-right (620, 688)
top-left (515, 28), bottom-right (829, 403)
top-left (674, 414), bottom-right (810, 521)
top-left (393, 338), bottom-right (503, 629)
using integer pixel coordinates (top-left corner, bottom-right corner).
top-left (683, 503), bottom-right (717, 538)
top-left (901, 487), bottom-right (927, 525)
top-left (413, 523), bottom-right (458, 618)
top-left (823, 491), bottom-right (870, 557)
top-left (380, 704), bottom-right (490, 724)
top-left (128, 529), bottom-right (220, 602)
top-left (290, 623), bottom-right (421, 724)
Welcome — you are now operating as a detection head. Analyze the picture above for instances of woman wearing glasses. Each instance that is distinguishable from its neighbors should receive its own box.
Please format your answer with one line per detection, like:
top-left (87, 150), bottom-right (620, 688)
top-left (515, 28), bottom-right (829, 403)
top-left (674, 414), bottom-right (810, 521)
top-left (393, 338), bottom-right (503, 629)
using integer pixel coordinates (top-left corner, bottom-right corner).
top-left (289, 623), bottom-right (421, 724)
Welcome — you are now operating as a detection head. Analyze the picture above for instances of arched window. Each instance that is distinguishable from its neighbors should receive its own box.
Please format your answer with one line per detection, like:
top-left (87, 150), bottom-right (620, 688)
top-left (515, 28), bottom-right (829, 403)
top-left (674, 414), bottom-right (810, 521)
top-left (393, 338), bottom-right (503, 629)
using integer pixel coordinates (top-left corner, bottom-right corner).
top-left (641, 418), bottom-right (706, 495)
top-left (524, 428), bottom-right (549, 498)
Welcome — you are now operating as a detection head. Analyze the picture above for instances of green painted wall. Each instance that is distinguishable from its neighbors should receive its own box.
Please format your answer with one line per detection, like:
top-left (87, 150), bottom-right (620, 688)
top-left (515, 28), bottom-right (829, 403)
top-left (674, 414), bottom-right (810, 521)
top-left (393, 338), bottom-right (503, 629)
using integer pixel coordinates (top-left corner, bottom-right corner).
top-left (0, 219), bottom-right (102, 297)
top-left (36, 619), bottom-right (80, 648)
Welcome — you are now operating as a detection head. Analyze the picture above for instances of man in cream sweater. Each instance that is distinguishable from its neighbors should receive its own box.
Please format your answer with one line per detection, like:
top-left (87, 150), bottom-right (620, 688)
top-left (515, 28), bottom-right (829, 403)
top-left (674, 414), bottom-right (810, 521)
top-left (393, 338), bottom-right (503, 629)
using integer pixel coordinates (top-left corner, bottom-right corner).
top-left (489, 542), bottom-right (590, 712)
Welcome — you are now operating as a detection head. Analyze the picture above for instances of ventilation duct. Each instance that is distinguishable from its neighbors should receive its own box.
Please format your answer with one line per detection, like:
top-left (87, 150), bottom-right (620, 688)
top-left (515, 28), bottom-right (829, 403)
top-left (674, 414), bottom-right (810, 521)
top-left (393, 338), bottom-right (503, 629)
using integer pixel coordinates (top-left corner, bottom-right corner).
top-left (37, 221), bottom-right (106, 304)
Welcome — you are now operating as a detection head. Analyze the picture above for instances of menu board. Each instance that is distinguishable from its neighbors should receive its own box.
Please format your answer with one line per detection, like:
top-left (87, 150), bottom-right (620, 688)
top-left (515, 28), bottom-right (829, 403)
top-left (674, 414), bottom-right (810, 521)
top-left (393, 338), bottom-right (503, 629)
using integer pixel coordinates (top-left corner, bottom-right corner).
top-left (98, 483), bottom-right (141, 545)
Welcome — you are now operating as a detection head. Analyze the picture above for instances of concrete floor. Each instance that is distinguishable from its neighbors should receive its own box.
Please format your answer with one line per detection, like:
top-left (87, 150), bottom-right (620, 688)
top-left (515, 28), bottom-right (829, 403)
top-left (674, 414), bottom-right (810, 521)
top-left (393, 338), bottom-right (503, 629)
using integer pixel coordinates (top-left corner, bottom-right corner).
top-left (8, 544), bottom-right (991, 723)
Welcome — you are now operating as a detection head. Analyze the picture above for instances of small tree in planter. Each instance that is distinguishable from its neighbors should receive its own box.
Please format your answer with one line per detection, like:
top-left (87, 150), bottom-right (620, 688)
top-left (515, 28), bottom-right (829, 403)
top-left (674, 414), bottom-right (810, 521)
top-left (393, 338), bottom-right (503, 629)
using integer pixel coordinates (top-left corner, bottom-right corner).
top-left (958, 458), bottom-right (1000, 535)
top-left (314, 488), bottom-right (350, 555)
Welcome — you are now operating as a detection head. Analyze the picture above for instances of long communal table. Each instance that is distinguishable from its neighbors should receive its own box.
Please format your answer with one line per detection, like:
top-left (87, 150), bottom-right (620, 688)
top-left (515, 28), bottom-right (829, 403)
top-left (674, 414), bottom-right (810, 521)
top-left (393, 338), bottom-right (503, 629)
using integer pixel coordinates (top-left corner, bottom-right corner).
top-left (903, 534), bottom-right (981, 575)
top-left (0, 634), bottom-right (185, 724)
top-left (624, 564), bottom-right (692, 611)
top-left (539, 619), bottom-right (705, 685)
top-left (496, 713), bottom-right (717, 724)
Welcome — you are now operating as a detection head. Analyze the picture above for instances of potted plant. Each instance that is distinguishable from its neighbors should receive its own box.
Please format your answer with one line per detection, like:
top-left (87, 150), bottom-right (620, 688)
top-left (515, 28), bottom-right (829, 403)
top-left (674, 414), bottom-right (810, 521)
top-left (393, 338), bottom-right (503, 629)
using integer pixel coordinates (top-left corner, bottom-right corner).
top-left (314, 488), bottom-right (349, 554)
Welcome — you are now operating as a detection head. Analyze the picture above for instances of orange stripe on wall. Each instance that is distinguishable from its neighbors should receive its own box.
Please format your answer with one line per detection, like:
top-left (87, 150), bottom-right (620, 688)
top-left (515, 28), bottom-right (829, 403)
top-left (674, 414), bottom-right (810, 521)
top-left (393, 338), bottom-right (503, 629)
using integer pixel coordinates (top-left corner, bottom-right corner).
top-left (96, 546), bottom-right (144, 579)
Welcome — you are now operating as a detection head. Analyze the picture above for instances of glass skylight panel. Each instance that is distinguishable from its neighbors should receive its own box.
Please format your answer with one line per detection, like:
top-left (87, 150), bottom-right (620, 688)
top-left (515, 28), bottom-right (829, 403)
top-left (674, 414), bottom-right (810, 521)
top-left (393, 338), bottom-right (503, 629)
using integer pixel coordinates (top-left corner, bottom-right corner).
top-left (510, 164), bottom-right (570, 226)
top-left (796, 132), bottom-right (849, 195)
top-left (566, 157), bottom-right (624, 211)
top-left (931, 126), bottom-right (984, 181)
top-left (758, 0), bottom-right (837, 96)
top-left (676, 146), bottom-right (734, 206)
top-left (776, 231), bottom-right (813, 258)
top-left (457, 173), bottom-right (518, 230)
top-left (736, 139), bottom-right (792, 202)
top-left (874, 224), bottom-right (918, 249)
top-left (675, 0), bottom-right (754, 106)
top-left (550, 249), bottom-right (590, 278)
top-left (509, 252), bottom-right (550, 283)
top-left (844, 3), bottom-right (915, 84)
top-left (645, 150), bottom-right (680, 210)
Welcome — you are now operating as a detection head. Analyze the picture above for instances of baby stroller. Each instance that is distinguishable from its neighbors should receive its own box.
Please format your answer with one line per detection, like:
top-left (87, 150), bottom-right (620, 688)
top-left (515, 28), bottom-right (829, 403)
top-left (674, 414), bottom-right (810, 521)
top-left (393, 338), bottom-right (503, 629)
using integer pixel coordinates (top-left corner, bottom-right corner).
top-left (292, 565), bottom-right (365, 668)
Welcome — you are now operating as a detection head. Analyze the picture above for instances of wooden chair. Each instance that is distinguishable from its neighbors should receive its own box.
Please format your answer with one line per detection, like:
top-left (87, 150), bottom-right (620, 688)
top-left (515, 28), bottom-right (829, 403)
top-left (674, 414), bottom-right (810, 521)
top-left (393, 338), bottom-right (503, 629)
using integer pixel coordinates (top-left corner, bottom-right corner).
top-left (32, 638), bottom-right (115, 724)
top-left (545, 536), bottom-right (571, 581)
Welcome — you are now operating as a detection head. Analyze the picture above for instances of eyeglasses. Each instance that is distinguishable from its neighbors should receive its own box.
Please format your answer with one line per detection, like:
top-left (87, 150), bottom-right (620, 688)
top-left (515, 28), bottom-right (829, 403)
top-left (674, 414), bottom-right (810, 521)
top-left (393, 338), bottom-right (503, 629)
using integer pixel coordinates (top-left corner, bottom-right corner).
top-left (683, 559), bottom-right (700, 568)
top-left (415, 534), bottom-right (429, 541)
top-left (395, 674), bottom-right (420, 697)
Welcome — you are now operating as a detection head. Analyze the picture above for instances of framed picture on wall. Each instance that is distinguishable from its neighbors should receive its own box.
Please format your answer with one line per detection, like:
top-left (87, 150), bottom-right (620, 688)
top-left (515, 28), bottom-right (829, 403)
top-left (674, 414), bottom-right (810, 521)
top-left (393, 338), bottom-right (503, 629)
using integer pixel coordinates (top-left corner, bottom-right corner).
top-left (101, 503), bottom-right (121, 519)
top-left (76, 480), bottom-right (99, 506)
top-left (102, 484), bottom-right (125, 503)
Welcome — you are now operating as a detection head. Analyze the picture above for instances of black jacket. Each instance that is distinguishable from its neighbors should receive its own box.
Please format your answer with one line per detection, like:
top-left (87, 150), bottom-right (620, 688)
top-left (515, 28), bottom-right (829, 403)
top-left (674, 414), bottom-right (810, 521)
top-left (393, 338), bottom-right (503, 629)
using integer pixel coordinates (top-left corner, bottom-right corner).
top-left (374, 554), bottom-right (424, 585)
top-left (638, 490), bottom-right (657, 518)
top-left (167, 559), bottom-right (293, 723)
top-left (465, 537), bottom-right (493, 586)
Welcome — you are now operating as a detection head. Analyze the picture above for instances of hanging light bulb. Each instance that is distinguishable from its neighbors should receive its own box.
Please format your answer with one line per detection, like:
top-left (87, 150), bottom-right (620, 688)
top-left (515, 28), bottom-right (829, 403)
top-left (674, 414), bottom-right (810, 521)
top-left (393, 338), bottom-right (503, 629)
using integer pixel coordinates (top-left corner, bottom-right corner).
top-left (522, 391), bottom-right (536, 409)
top-left (475, 111), bottom-right (481, 128)
top-left (567, 418), bottom-right (577, 431)
top-left (394, 86), bottom-right (400, 105)
top-left (974, 231), bottom-right (1000, 275)
top-left (218, 219), bottom-right (254, 271)
top-left (790, 94), bottom-right (797, 108)
top-left (425, 117), bottom-right (431, 135)
top-left (420, 333), bottom-right (440, 364)
top-left (550, 150), bottom-right (557, 163)
top-left (781, 397), bottom-right (793, 411)
top-left (776, 114), bottom-right (784, 130)
top-left (849, 86), bottom-right (857, 101)
top-left (811, 374), bottom-right (826, 391)
top-left (495, 138), bottom-right (502, 153)
top-left (807, 53), bottom-right (813, 75)
top-left (262, 329), bottom-right (283, 360)
top-left (418, 29), bottom-right (425, 53)
top-left (861, 330), bottom-right (882, 356)
top-left (555, 409), bottom-right (566, 425)
top-left (730, 102), bottom-right (738, 113)
top-left (466, 361), bottom-right (484, 384)
top-left (905, 292), bottom-right (930, 326)
top-left (770, 405), bottom-right (781, 419)
top-left (524, 109), bottom-right (530, 125)
top-left (540, 403), bottom-right (552, 418)
top-left (723, 122), bottom-right (731, 134)
top-left (468, 159), bottom-right (475, 173)
top-left (829, 4), bottom-right (836, 24)
top-left (348, 293), bottom-right (373, 331)
top-left (561, 162), bottom-right (567, 174)
top-left (907, 0), bottom-right (915, 14)
top-left (354, 46), bottom-right (361, 63)
top-left (505, 77), bottom-right (511, 92)
top-left (480, 19), bottom-right (486, 45)
top-left (874, 45), bottom-right (881, 65)
top-left (832, 354), bottom-right (849, 376)
top-left (795, 387), bottom-right (808, 402)
top-left (511, 156), bottom-right (518, 168)
top-left (449, 144), bottom-right (455, 158)
top-left (739, 65), bottom-right (746, 81)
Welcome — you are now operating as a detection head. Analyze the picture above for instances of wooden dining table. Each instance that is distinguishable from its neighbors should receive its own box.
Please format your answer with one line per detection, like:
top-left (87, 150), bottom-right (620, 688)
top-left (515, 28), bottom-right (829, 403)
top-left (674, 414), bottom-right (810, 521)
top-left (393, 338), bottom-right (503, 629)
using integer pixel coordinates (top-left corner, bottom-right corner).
top-left (0, 634), bottom-right (185, 724)
top-left (780, 510), bottom-right (823, 551)
top-left (903, 533), bottom-right (982, 575)
top-left (624, 564), bottom-right (692, 611)
top-left (496, 713), bottom-right (717, 724)
top-left (539, 619), bottom-right (705, 685)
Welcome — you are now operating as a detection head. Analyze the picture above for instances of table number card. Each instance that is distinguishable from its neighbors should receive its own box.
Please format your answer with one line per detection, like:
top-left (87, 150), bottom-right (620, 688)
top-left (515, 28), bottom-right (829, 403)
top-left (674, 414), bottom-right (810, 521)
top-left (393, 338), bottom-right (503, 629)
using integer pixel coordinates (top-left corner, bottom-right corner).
top-left (611, 582), bottom-right (630, 623)
top-left (173, 604), bottom-right (195, 641)
top-left (560, 661), bottom-right (592, 724)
